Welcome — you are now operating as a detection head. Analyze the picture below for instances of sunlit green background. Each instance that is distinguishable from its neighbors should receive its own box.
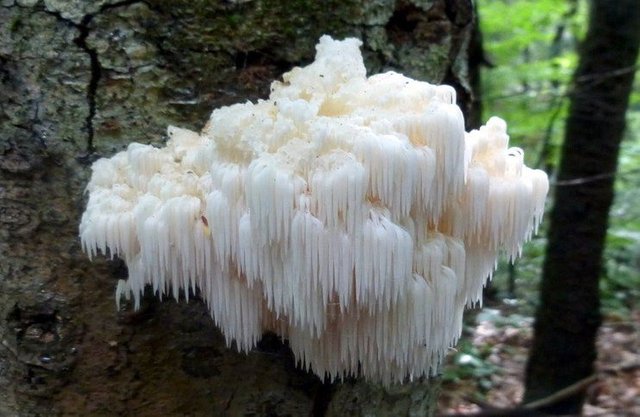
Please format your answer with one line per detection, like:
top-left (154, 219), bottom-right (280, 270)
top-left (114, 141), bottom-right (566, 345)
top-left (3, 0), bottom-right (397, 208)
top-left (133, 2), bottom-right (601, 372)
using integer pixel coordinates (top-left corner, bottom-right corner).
top-left (477, 0), bottom-right (640, 316)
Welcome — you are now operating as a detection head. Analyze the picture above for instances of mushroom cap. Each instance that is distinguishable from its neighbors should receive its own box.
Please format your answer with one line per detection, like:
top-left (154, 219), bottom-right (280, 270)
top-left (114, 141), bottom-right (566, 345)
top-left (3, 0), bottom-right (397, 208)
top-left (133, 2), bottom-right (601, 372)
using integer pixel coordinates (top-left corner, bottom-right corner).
top-left (80, 35), bottom-right (548, 384)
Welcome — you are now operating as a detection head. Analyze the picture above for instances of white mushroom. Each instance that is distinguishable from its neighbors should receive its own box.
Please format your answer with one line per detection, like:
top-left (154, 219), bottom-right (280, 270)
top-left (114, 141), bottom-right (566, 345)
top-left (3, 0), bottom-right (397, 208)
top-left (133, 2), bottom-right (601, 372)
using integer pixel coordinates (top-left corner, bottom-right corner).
top-left (80, 35), bottom-right (549, 384)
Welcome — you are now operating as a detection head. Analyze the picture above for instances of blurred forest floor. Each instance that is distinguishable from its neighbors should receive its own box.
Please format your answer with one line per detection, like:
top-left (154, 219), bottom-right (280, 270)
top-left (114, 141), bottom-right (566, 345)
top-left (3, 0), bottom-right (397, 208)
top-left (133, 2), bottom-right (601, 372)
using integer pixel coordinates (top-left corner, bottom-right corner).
top-left (438, 307), bottom-right (640, 416)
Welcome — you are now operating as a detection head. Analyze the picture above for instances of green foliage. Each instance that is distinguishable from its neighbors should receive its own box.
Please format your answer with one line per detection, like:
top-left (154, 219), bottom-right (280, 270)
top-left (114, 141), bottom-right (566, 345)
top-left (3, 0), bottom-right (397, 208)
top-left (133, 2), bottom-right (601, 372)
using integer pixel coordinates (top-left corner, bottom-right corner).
top-left (603, 113), bottom-right (640, 314)
top-left (478, 0), bottom-right (640, 316)
top-left (490, 236), bottom-right (547, 314)
top-left (443, 310), bottom-right (531, 394)
top-left (478, 0), bottom-right (585, 168)
top-left (442, 339), bottom-right (498, 388)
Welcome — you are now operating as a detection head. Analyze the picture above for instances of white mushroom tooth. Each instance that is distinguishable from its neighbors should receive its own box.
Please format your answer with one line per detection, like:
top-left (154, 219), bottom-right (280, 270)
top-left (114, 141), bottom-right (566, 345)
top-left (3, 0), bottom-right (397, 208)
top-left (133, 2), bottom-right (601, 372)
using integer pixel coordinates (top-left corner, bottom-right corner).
top-left (80, 36), bottom-right (549, 384)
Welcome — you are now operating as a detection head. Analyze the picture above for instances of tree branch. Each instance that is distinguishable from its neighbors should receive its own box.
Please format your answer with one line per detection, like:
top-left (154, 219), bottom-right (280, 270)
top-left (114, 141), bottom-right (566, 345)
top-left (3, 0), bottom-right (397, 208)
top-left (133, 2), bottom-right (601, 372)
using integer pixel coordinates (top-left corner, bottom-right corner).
top-left (438, 374), bottom-right (597, 417)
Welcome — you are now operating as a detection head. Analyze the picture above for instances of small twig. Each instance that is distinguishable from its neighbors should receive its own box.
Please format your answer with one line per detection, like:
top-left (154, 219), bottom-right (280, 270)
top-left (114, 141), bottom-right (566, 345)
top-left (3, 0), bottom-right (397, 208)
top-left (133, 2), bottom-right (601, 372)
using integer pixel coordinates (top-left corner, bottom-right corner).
top-left (574, 64), bottom-right (640, 84)
top-left (438, 406), bottom-right (545, 416)
top-left (550, 167), bottom-right (640, 187)
top-left (521, 374), bottom-right (598, 410)
top-left (600, 361), bottom-right (640, 374)
top-left (551, 172), bottom-right (616, 186)
top-left (438, 374), bottom-right (598, 417)
top-left (534, 93), bottom-right (565, 171)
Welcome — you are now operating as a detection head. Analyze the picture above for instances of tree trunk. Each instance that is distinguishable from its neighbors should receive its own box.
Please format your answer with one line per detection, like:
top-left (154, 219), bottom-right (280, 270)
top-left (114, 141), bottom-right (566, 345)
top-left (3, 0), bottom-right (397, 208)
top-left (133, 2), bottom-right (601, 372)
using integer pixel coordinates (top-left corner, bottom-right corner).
top-left (0, 1), bottom-right (475, 416)
top-left (524, 0), bottom-right (640, 414)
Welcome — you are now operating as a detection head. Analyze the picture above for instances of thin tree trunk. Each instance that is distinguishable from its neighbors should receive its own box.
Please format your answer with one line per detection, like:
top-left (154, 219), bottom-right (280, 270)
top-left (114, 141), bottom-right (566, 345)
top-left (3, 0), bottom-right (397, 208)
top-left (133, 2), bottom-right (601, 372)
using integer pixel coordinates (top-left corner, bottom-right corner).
top-left (524, 0), bottom-right (640, 414)
top-left (0, 1), bottom-right (474, 416)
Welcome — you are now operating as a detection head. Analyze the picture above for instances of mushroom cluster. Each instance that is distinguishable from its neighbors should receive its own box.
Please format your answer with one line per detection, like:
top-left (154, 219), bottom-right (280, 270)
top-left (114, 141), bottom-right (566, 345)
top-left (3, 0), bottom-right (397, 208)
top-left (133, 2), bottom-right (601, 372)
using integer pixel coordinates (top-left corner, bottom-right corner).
top-left (80, 36), bottom-right (548, 384)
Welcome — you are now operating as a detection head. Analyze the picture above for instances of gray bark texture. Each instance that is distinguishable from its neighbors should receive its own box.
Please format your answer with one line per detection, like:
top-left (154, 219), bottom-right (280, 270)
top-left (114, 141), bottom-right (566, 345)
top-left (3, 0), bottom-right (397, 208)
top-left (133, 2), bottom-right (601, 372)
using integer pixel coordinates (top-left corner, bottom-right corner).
top-left (0, 1), bottom-right (475, 416)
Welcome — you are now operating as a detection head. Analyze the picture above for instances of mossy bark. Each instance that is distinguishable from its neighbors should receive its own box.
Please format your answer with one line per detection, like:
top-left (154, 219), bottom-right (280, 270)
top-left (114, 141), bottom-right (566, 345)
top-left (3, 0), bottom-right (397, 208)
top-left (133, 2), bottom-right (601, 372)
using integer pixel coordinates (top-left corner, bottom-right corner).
top-left (1, 1), bottom-right (472, 415)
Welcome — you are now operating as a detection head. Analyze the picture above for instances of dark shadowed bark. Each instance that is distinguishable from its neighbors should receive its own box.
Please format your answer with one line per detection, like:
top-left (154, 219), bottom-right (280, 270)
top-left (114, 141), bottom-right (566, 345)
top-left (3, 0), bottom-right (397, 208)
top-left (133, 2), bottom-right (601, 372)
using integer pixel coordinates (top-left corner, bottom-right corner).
top-left (0, 1), bottom-right (475, 416)
top-left (524, 0), bottom-right (640, 414)
top-left (461, 0), bottom-right (489, 131)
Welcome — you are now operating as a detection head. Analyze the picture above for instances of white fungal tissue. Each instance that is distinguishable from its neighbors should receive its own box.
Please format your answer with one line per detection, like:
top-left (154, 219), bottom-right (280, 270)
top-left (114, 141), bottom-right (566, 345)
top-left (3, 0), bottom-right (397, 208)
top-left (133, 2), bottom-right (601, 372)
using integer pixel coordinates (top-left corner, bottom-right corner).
top-left (80, 35), bottom-right (549, 384)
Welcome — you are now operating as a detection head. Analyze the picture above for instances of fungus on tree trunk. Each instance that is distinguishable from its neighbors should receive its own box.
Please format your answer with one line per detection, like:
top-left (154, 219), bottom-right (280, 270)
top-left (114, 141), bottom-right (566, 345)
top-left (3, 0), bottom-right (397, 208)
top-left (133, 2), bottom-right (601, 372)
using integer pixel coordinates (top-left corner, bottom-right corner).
top-left (80, 36), bottom-right (548, 385)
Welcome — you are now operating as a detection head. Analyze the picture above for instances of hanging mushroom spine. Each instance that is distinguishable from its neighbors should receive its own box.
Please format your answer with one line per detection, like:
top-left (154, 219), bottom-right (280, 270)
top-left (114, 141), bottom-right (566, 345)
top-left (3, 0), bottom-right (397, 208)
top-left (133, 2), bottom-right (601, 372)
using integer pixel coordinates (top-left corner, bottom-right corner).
top-left (80, 36), bottom-right (549, 385)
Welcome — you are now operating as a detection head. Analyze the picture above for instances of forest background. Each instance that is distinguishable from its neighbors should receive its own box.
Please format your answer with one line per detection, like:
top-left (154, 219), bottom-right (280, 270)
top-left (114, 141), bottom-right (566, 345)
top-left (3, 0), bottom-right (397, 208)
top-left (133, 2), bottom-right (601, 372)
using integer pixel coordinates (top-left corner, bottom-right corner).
top-left (1, 0), bottom-right (639, 416)
top-left (440, 1), bottom-right (640, 415)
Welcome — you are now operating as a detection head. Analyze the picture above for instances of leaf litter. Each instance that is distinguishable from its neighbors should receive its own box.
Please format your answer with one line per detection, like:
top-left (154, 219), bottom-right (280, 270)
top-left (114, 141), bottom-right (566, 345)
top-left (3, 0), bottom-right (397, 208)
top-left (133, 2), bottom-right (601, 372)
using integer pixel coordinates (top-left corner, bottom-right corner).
top-left (438, 308), bottom-right (640, 416)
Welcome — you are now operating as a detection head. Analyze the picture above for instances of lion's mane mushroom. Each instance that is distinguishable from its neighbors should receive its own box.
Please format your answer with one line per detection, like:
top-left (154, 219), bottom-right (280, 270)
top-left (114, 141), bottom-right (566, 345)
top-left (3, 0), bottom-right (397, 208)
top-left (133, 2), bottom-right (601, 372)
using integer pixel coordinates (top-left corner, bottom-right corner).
top-left (80, 36), bottom-right (548, 384)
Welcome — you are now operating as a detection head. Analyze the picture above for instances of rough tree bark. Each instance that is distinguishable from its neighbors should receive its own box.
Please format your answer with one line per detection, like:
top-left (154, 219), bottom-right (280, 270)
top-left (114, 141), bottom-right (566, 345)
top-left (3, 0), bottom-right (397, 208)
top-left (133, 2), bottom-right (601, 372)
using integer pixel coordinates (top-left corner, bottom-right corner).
top-left (0, 1), bottom-right (476, 416)
top-left (524, 0), bottom-right (640, 414)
